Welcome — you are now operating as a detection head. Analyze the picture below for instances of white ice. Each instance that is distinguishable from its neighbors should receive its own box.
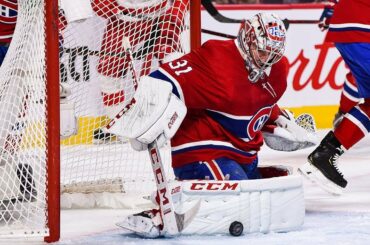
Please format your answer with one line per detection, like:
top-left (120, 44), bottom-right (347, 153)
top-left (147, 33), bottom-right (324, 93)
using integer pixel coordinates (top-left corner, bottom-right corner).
top-left (6, 130), bottom-right (370, 245)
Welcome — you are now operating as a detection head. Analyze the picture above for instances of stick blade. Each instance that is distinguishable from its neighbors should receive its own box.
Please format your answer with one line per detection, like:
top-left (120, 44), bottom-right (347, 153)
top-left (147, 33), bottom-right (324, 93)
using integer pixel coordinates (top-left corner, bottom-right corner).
top-left (174, 199), bottom-right (201, 232)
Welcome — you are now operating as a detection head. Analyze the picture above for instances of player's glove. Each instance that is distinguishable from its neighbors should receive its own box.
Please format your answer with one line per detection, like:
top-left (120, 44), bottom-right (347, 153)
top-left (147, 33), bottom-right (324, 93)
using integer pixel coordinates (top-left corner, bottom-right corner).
top-left (318, 1), bottom-right (337, 31)
top-left (263, 109), bottom-right (319, 152)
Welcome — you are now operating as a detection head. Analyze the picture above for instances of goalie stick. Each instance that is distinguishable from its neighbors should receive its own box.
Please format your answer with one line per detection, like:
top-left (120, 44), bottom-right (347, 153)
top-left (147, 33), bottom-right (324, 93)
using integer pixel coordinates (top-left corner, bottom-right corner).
top-left (106, 37), bottom-right (199, 236)
top-left (148, 141), bottom-right (200, 235)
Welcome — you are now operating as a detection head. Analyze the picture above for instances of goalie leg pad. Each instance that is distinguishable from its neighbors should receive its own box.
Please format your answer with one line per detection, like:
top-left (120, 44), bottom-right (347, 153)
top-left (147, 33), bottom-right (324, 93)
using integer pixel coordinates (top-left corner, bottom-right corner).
top-left (120, 175), bottom-right (304, 237)
top-left (174, 176), bottom-right (304, 236)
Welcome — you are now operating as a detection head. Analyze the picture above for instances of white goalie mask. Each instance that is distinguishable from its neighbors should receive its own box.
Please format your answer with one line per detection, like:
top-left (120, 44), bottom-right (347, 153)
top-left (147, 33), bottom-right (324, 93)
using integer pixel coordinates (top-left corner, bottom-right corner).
top-left (237, 13), bottom-right (286, 83)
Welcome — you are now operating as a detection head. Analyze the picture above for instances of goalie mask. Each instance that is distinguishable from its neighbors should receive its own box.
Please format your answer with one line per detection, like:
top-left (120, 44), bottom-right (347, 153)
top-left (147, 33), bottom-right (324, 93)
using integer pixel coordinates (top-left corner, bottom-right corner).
top-left (237, 13), bottom-right (286, 83)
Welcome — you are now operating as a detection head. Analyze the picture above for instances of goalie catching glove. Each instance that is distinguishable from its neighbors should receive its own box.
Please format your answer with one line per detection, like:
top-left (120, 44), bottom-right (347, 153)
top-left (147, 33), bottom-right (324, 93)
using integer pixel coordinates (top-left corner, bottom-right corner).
top-left (106, 76), bottom-right (187, 151)
top-left (263, 109), bottom-right (319, 151)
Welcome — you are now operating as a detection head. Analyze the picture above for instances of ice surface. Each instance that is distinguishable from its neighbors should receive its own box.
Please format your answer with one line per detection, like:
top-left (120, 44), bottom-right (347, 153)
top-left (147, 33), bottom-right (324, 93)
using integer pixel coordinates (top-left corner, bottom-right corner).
top-left (5, 130), bottom-right (370, 244)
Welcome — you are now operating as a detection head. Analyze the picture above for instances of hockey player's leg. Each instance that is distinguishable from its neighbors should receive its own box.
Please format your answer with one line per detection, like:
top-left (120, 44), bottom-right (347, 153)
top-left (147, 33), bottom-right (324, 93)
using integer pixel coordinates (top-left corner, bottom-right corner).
top-left (299, 100), bottom-right (370, 195)
top-left (333, 72), bottom-right (360, 129)
top-left (300, 42), bottom-right (370, 195)
top-left (298, 131), bottom-right (346, 195)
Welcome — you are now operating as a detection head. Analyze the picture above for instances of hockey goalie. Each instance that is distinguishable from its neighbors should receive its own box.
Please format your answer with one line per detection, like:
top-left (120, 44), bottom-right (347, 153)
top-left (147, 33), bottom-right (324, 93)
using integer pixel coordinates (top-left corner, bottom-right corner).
top-left (106, 13), bottom-right (318, 237)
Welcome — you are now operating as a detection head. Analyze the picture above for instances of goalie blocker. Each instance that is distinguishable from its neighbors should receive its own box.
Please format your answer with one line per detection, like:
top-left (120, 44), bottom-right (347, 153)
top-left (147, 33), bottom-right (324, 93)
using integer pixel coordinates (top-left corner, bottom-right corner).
top-left (106, 75), bottom-right (187, 149)
top-left (118, 172), bottom-right (304, 237)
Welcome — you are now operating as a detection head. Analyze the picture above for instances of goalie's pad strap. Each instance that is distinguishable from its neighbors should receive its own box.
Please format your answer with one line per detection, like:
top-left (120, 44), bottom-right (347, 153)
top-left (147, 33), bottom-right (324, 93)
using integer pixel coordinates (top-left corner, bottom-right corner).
top-left (168, 175), bottom-right (304, 235)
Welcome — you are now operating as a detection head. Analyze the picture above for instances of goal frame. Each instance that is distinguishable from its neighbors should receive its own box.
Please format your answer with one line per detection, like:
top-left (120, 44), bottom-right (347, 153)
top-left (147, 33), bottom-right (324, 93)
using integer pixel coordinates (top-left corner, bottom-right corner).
top-left (44, 0), bottom-right (201, 242)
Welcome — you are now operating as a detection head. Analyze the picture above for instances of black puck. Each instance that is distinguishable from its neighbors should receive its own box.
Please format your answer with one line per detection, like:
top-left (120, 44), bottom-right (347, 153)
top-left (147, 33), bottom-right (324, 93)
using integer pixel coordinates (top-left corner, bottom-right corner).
top-left (229, 221), bottom-right (243, 236)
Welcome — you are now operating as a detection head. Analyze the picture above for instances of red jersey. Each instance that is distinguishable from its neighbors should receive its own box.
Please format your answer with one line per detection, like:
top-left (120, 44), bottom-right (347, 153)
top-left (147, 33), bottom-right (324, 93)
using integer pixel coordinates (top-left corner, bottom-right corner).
top-left (157, 40), bottom-right (288, 168)
top-left (326, 0), bottom-right (370, 43)
top-left (0, 0), bottom-right (17, 43)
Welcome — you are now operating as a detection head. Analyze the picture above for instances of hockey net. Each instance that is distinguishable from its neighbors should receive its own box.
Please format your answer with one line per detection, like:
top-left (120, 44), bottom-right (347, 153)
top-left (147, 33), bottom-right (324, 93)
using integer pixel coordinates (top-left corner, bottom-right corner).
top-left (0, 0), bottom-right (198, 240)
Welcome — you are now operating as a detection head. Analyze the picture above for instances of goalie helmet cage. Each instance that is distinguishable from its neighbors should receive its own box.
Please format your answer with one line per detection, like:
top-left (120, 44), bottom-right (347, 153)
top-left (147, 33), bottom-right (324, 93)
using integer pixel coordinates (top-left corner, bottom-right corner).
top-left (0, 0), bottom-right (201, 242)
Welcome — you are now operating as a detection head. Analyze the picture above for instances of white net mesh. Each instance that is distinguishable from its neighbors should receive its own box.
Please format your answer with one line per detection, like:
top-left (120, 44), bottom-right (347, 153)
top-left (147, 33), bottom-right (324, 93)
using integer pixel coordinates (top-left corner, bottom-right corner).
top-left (0, 0), bottom-right (192, 238)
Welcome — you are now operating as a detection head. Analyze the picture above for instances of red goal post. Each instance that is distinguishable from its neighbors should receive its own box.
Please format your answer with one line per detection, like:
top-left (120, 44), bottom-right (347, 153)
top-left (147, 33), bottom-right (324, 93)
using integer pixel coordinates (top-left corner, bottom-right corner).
top-left (0, 0), bottom-right (201, 242)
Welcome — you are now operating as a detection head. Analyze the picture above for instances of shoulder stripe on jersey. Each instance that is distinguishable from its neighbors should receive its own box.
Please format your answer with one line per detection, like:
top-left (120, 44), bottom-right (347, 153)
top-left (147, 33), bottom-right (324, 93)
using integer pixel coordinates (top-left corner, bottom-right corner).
top-left (346, 106), bottom-right (370, 135)
top-left (172, 140), bottom-right (256, 156)
top-left (149, 69), bottom-right (183, 101)
top-left (153, 68), bottom-right (185, 102)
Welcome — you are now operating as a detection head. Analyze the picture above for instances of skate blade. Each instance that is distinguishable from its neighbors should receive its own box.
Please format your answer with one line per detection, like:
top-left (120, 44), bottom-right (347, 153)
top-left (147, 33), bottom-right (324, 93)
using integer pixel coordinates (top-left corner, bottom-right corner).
top-left (298, 163), bottom-right (344, 196)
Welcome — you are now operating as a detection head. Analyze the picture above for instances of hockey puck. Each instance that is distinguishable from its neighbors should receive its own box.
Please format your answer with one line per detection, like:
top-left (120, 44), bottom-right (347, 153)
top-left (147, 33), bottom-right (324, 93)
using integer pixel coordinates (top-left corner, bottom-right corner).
top-left (229, 221), bottom-right (243, 236)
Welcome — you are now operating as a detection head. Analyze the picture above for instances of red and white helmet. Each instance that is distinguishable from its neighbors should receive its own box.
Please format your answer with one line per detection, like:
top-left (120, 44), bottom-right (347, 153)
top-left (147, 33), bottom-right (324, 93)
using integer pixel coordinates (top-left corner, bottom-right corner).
top-left (237, 13), bottom-right (286, 82)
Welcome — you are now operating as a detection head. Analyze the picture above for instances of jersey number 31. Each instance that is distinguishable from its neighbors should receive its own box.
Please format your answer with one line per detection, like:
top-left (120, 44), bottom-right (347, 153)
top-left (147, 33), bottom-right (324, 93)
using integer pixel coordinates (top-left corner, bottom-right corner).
top-left (169, 60), bottom-right (192, 76)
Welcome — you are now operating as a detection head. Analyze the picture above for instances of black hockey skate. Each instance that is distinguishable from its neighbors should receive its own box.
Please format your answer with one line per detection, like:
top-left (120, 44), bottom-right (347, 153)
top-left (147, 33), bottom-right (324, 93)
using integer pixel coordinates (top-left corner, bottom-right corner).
top-left (298, 131), bottom-right (347, 195)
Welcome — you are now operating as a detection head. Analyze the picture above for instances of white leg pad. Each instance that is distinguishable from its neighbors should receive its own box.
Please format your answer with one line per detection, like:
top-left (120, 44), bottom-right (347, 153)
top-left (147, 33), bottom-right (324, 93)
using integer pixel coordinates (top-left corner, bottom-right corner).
top-left (166, 175), bottom-right (304, 236)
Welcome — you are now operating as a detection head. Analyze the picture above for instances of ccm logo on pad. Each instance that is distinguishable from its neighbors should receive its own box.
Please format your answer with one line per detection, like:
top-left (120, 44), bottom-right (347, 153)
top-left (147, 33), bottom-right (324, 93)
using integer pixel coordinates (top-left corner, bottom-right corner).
top-left (168, 112), bottom-right (178, 129)
top-left (190, 182), bottom-right (239, 191)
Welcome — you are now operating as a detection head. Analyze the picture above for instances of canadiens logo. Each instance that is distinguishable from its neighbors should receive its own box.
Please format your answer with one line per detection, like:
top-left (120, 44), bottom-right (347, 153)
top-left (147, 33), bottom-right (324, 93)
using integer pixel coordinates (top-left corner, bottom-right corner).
top-left (0, 0), bottom-right (18, 24)
top-left (266, 23), bottom-right (285, 42)
top-left (246, 106), bottom-right (271, 139)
